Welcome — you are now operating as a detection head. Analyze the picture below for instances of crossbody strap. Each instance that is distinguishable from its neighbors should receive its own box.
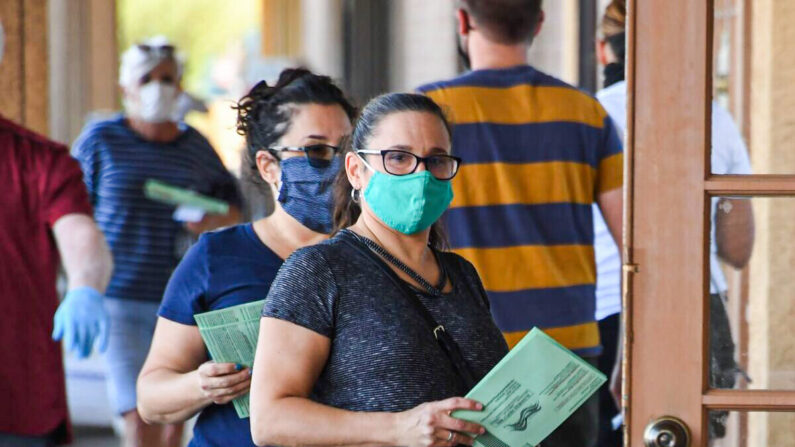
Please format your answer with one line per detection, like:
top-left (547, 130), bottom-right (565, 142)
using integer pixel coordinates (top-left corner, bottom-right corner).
top-left (339, 230), bottom-right (477, 390)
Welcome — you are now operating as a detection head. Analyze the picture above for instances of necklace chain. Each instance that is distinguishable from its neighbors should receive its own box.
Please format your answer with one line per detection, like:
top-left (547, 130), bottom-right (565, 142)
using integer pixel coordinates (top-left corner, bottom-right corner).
top-left (347, 230), bottom-right (446, 296)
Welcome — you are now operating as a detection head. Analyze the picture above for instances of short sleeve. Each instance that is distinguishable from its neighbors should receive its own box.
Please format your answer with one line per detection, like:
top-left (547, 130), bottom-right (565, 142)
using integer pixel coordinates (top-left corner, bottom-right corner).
top-left (159, 237), bottom-right (210, 325)
top-left (205, 159), bottom-right (242, 208)
top-left (595, 114), bottom-right (624, 196)
top-left (39, 147), bottom-right (93, 226)
top-left (715, 106), bottom-right (752, 175)
top-left (729, 141), bottom-right (752, 175)
top-left (190, 131), bottom-right (243, 208)
top-left (262, 246), bottom-right (338, 338)
top-left (447, 253), bottom-right (492, 311)
top-left (71, 128), bottom-right (102, 205)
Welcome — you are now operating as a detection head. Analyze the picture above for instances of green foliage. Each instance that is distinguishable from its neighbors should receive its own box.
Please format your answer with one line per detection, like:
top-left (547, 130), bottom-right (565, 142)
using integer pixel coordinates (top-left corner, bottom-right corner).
top-left (117, 0), bottom-right (261, 94)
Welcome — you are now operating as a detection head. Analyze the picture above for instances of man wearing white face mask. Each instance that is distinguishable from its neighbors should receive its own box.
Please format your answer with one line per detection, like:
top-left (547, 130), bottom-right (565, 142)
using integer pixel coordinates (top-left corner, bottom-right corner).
top-left (72, 37), bottom-right (242, 447)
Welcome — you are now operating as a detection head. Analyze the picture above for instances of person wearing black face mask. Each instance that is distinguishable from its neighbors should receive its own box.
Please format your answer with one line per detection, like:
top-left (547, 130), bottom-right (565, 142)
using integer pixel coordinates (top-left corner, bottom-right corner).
top-left (595, 1), bottom-right (754, 446)
top-left (419, 2), bottom-right (624, 446)
top-left (136, 68), bottom-right (356, 447)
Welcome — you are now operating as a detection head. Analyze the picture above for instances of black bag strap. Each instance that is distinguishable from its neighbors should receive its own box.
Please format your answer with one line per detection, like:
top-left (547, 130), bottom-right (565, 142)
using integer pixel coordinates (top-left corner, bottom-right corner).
top-left (338, 230), bottom-right (478, 390)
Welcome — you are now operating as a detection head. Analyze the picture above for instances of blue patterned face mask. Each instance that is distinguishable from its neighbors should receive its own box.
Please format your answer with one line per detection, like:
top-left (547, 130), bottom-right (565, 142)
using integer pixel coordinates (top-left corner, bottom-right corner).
top-left (277, 156), bottom-right (341, 233)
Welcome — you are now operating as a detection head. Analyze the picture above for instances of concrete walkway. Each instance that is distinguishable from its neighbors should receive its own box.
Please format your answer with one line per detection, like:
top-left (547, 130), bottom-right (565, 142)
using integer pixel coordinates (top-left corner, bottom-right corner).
top-left (72, 427), bottom-right (119, 447)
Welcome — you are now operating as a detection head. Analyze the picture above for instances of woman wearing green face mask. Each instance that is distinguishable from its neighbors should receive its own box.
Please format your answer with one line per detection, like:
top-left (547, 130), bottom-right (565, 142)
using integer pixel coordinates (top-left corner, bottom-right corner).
top-left (249, 93), bottom-right (509, 447)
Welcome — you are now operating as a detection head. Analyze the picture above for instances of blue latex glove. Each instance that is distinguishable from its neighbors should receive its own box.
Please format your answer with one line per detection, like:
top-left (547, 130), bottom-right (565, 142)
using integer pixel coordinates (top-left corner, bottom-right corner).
top-left (52, 287), bottom-right (110, 359)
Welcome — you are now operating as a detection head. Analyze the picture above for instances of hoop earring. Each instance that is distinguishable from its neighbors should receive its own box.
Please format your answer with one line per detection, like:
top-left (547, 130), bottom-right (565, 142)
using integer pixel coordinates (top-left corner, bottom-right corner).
top-left (351, 188), bottom-right (360, 204)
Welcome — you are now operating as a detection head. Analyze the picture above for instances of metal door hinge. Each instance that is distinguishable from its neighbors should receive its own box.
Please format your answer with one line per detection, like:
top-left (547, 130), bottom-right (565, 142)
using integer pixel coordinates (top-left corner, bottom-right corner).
top-left (622, 263), bottom-right (640, 273)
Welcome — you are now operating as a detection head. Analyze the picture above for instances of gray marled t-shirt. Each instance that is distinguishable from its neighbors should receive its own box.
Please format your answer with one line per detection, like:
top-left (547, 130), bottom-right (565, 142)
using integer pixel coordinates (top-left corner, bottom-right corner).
top-left (262, 231), bottom-right (509, 412)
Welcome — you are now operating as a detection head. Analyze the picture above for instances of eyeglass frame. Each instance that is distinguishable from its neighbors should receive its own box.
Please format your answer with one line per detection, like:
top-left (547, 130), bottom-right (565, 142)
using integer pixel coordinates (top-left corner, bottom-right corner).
top-left (356, 149), bottom-right (462, 181)
top-left (267, 144), bottom-right (342, 167)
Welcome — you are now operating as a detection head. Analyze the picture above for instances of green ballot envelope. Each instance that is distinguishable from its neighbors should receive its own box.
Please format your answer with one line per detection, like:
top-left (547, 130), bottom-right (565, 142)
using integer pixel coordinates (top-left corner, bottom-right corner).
top-left (143, 179), bottom-right (230, 215)
top-left (452, 328), bottom-right (607, 447)
top-left (194, 300), bottom-right (265, 418)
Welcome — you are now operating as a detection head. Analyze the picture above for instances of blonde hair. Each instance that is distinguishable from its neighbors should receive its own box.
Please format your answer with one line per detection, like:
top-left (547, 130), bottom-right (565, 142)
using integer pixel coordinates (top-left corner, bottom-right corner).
top-left (601, 0), bottom-right (626, 38)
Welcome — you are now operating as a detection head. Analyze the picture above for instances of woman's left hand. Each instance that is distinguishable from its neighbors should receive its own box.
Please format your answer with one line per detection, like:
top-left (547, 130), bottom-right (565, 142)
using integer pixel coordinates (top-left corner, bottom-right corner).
top-left (393, 397), bottom-right (485, 447)
top-left (196, 361), bottom-right (252, 405)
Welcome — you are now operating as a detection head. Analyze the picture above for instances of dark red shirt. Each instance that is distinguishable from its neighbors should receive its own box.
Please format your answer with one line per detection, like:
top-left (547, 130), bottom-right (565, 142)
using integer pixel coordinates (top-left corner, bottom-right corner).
top-left (0, 115), bottom-right (93, 442)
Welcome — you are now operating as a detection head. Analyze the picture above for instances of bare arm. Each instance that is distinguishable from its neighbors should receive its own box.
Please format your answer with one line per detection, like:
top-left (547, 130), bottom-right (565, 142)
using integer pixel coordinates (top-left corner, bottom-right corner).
top-left (609, 320), bottom-right (624, 410)
top-left (597, 188), bottom-right (623, 248)
top-left (597, 188), bottom-right (624, 407)
top-left (52, 213), bottom-right (113, 292)
top-left (250, 318), bottom-right (484, 447)
top-left (137, 318), bottom-right (251, 424)
top-left (715, 198), bottom-right (754, 269)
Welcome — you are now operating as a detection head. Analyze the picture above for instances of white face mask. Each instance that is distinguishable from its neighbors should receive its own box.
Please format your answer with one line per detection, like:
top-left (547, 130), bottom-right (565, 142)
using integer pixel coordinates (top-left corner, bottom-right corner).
top-left (126, 81), bottom-right (178, 123)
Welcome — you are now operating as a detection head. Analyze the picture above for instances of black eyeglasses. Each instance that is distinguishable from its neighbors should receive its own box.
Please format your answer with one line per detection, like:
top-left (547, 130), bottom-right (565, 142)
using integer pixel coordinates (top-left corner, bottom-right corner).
top-left (356, 149), bottom-right (461, 180)
top-left (269, 144), bottom-right (341, 167)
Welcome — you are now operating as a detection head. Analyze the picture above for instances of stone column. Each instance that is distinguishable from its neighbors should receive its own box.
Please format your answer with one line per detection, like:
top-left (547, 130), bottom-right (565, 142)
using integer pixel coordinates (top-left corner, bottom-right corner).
top-left (387, 0), bottom-right (457, 92)
top-left (747, 0), bottom-right (795, 445)
top-left (528, 0), bottom-right (579, 84)
top-left (263, 0), bottom-right (302, 58)
top-left (48, 0), bottom-right (118, 144)
top-left (301, 0), bottom-right (343, 81)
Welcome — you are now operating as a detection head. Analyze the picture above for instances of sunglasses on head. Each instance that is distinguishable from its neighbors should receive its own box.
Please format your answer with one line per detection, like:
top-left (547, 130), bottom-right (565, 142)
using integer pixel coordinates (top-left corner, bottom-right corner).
top-left (136, 44), bottom-right (176, 58)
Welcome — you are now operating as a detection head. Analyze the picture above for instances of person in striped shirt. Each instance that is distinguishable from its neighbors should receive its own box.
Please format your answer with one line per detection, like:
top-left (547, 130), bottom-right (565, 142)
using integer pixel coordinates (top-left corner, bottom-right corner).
top-left (72, 37), bottom-right (241, 447)
top-left (417, 1), bottom-right (623, 446)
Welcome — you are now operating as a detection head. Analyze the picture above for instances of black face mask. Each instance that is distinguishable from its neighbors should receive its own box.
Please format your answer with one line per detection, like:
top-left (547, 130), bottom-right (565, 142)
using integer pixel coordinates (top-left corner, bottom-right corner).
top-left (603, 62), bottom-right (625, 88)
top-left (603, 32), bottom-right (626, 88)
top-left (457, 35), bottom-right (471, 71)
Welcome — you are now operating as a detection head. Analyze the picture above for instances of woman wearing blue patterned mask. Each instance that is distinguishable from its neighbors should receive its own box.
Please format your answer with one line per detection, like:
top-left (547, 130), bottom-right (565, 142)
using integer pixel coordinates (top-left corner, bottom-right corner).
top-left (137, 68), bottom-right (355, 447)
top-left (250, 93), bottom-right (508, 447)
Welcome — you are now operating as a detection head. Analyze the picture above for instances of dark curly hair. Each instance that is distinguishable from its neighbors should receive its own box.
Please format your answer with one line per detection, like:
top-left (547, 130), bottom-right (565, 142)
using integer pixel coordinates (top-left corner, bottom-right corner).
top-left (233, 68), bottom-right (357, 187)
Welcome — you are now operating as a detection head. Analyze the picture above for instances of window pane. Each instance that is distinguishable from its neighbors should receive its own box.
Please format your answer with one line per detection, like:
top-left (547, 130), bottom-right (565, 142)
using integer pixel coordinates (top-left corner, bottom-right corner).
top-left (711, 0), bottom-right (752, 176)
top-left (708, 410), bottom-right (795, 446)
top-left (711, 0), bottom-right (795, 175)
top-left (709, 197), bottom-right (795, 391)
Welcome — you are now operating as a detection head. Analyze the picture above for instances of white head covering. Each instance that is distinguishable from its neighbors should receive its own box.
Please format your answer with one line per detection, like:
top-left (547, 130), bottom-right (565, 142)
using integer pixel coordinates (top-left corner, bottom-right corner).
top-left (119, 36), bottom-right (185, 89)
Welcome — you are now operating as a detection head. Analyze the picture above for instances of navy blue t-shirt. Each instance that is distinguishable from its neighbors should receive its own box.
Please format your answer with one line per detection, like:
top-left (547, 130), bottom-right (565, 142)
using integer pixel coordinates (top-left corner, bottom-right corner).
top-left (73, 115), bottom-right (242, 303)
top-left (159, 223), bottom-right (282, 447)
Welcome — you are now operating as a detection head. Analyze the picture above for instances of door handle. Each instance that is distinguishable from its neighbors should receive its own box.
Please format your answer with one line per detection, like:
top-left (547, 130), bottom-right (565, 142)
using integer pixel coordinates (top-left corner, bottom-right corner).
top-left (643, 416), bottom-right (690, 447)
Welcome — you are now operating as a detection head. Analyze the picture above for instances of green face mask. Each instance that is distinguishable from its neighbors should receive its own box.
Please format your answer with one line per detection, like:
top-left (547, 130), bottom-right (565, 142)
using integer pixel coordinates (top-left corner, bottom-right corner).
top-left (363, 168), bottom-right (454, 235)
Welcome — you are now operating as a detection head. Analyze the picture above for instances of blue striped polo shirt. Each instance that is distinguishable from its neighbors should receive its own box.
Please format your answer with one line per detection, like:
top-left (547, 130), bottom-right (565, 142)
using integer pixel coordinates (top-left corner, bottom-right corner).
top-left (72, 116), bottom-right (240, 303)
top-left (418, 65), bottom-right (623, 356)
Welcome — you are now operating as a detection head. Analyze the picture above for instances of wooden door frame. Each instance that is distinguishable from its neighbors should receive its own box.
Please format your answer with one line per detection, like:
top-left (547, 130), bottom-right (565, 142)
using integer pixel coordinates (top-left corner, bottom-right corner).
top-left (624, 0), bottom-right (795, 445)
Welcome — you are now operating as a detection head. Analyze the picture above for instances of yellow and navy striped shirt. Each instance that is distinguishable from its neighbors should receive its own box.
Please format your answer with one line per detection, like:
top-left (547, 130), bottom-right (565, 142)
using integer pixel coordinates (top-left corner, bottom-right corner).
top-left (418, 65), bottom-right (623, 356)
